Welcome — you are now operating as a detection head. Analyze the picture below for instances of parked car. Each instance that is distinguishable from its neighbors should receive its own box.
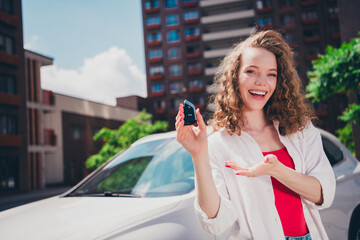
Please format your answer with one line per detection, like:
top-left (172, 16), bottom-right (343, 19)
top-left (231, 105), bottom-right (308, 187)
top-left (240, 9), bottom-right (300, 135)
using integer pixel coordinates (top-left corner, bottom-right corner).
top-left (0, 128), bottom-right (359, 240)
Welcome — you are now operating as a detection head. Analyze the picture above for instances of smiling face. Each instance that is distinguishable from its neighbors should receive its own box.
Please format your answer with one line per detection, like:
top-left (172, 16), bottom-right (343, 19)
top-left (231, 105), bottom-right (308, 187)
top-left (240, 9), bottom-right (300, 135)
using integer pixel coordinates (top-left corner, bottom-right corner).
top-left (238, 47), bottom-right (277, 113)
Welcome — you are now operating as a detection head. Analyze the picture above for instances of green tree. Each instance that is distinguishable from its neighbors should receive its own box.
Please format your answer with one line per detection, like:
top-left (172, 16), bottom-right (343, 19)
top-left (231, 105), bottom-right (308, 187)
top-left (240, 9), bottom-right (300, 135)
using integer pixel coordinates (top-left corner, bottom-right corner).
top-left (86, 109), bottom-right (168, 170)
top-left (306, 34), bottom-right (360, 155)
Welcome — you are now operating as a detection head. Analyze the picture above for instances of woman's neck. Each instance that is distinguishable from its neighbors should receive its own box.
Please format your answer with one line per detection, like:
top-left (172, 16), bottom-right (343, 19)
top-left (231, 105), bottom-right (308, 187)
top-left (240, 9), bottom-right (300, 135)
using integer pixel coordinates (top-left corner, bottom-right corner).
top-left (242, 110), bottom-right (272, 132)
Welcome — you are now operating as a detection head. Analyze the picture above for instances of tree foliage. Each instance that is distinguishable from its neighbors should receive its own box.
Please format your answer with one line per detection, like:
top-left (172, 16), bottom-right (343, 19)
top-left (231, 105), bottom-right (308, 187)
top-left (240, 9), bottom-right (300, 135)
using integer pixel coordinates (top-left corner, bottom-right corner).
top-left (306, 35), bottom-right (360, 102)
top-left (306, 34), bottom-right (360, 153)
top-left (86, 109), bottom-right (168, 170)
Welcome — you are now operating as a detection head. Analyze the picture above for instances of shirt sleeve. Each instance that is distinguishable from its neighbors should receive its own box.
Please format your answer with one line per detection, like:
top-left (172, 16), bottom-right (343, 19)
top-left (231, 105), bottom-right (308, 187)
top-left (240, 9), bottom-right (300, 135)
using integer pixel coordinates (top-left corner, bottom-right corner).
top-left (193, 134), bottom-right (237, 236)
top-left (303, 122), bottom-right (336, 209)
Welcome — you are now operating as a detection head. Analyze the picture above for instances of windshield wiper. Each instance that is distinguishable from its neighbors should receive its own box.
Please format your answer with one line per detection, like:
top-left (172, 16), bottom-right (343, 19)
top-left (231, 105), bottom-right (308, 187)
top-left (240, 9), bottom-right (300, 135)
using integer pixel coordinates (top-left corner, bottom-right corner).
top-left (104, 191), bottom-right (141, 198)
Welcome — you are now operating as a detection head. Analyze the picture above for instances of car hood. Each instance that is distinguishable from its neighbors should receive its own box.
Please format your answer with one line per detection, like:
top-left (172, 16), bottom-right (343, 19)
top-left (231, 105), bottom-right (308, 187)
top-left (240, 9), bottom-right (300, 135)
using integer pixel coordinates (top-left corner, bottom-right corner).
top-left (0, 195), bottom-right (183, 240)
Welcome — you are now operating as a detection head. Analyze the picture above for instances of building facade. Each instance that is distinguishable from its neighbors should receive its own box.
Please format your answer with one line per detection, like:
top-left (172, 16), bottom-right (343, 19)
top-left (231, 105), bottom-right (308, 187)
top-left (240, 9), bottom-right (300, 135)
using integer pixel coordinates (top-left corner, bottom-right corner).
top-left (0, 0), bottom-right (27, 194)
top-left (142, 0), bottom-right (350, 134)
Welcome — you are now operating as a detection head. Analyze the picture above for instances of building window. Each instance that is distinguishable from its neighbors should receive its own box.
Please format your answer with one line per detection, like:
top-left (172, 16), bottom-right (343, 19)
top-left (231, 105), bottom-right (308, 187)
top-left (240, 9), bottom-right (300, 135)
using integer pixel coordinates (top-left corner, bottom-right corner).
top-left (0, 35), bottom-right (12, 53)
top-left (0, 75), bottom-right (16, 94)
top-left (258, 16), bottom-right (272, 26)
top-left (167, 30), bottom-right (180, 42)
top-left (170, 81), bottom-right (184, 94)
top-left (154, 99), bottom-right (165, 109)
top-left (279, 0), bottom-right (294, 8)
top-left (190, 95), bottom-right (205, 105)
top-left (285, 32), bottom-right (297, 44)
top-left (151, 83), bottom-right (164, 93)
top-left (149, 49), bottom-right (162, 59)
top-left (189, 79), bottom-right (203, 88)
top-left (281, 14), bottom-right (295, 26)
top-left (185, 27), bottom-right (199, 37)
top-left (147, 32), bottom-right (162, 42)
top-left (145, 0), bottom-right (159, 9)
top-left (72, 126), bottom-right (84, 140)
top-left (302, 10), bottom-right (318, 21)
top-left (166, 14), bottom-right (179, 26)
top-left (0, 156), bottom-right (19, 191)
top-left (169, 64), bottom-right (182, 76)
top-left (171, 98), bottom-right (182, 110)
top-left (183, 0), bottom-right (197, 3)
top-left (0, 115), bottom-right (17, 135)
top-left (146, 16), bottom-right (160, 25)
top-left (184, 10), bottom-right (198, 21)
top-left (188, 62), bottom-right (201, 71)
top-left (303, 28), bottom-right (320, 38)
top-left (328, 7), bottom-right (339, 15)
top-left (149, 66), bottom-right (164, 76)
top-left (165, 0), bottom-right (178, 9)
top-left (0, 0), bottom-right (13, 14)
top-left (168, 47), bottom-right (181, 59)
top-left (256, 0), bottom-right (272, 9)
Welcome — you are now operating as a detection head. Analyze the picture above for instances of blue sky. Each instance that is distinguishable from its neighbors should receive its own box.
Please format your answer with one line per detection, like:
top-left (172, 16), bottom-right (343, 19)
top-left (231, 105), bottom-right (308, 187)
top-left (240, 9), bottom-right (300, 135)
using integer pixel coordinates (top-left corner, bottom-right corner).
top-left (22, 0), bottom-right (147, 105)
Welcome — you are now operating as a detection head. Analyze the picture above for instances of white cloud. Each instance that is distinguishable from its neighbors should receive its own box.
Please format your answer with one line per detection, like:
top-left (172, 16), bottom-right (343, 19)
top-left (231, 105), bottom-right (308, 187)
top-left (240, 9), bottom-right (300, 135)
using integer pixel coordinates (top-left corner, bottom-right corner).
top-left (40, 46), bottom-right (147, 106)
top-left (24, 35), bottom-right (39, 50)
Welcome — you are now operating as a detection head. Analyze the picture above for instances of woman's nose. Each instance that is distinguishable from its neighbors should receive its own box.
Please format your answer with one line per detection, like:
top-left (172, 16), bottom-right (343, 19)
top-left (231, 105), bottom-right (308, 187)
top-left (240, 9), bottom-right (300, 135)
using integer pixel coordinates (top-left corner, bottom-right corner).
top-left (255, 75), bottom-right (266, 85)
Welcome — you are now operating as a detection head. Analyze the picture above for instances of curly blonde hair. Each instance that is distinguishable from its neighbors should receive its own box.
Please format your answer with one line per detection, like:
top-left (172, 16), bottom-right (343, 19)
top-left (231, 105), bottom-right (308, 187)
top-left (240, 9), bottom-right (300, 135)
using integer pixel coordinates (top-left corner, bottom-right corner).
top-left (210, 30), bottom-right (315, 136)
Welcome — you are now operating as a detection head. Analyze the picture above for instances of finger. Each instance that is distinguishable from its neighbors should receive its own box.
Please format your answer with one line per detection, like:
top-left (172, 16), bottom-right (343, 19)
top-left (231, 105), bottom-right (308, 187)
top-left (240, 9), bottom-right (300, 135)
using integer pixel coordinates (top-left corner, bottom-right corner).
top-left (235, 170), bottom-right (254, 177)
top-left (263, 154), bottom-right (277, 163)
top-left (196, 108), bottom-right (206, 130)
top-left (225, 161), bottom-right (248, 171)
top-left (175, 117), bottom-right (184, 130)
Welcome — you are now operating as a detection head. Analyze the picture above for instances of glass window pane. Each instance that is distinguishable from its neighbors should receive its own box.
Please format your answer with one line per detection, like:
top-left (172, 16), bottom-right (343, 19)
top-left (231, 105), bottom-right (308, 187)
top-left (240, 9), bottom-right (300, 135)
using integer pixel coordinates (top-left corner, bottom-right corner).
top-left (166, 14), bottom-right (179, 26)
top-left (165, 0), bottom-right (178, 9)
top-left (5, 37), bottom-right (14, 54)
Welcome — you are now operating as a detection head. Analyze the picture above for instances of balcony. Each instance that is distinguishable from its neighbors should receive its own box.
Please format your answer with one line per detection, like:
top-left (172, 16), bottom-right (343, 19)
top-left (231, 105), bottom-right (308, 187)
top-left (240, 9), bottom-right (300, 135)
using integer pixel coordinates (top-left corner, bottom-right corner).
top-left (302, 18), bottom-right (319, 25)
top-left (304, 35), bottom-right (321, 43)
top-left (42, 90), bottom-right (55, 106)
top-left (147, 40), bottom-right (161, 47)
top-left (183, 1), bottom-right (197, 8)
top-left (188, 86), bottom-right (204, 93)
top-left (205, 67), bottom-right (218, 76)
top-left (0, 134), bottom-right (22, 147)
top-left (146, 23), bottom-right (161, 30)
top-left (186, 52), bottom-right (201, 58)
top-left (281, 24), bottom-right (296, 30)
top-left (204, 48), bottom-right (229, 59)
top-left (155, 108), bottom-right (166, 114)
top-left (150, 91), bottom-right (165, 97)
top-left (257, 7), bottom-right (273, 14)
top-left (331, 32), bottom-right (340, 39)
top-left (149, 57), bottom-right (162, 63)
top-left (149, 74), bottom-right (164, 80)
top-left (329, 14), bottom-right (339, 20)
top-left (300, 0), bottom-right (317, 6)
top-left (185, 35), bottom-right (200, 41)
top-left (0, 11), bottom-right (18, 27)
top-left (0, 92), bottom-right (21, 106)
top-left (0, 52), bottom-right (20, 66)
top-left (145, 7), bottom-right (160, 14)
top-left (279, 7), bottom-right (294, 13)
top-left (201, 9), bottom-right (254, 25)
top-left (187, 69), bottom-right (202, 75)
top-left (44, 129), bottom-right (56, 146)
top-left (184, 18), bottom-right (199, 25)
top-left (259, 24), bottom-right (274, 30)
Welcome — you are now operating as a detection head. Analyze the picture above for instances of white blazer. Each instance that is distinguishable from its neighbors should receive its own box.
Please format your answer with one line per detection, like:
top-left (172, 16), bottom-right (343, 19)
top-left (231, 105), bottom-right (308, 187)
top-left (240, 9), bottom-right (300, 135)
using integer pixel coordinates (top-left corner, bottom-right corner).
top-left (194, 121), bottom-right (336, 240)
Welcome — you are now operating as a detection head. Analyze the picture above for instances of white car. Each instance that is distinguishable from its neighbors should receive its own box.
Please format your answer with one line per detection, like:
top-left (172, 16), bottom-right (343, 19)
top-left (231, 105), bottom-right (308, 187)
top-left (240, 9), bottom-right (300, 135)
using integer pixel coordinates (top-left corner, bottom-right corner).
top-left (0, 129), bottom-right (359, 240)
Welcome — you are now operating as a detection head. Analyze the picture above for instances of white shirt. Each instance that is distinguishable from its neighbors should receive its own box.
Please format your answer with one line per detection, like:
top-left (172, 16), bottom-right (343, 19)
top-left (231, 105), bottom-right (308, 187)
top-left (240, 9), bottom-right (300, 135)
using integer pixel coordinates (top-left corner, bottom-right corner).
top-left (194, 121), bottom-right (336, 240)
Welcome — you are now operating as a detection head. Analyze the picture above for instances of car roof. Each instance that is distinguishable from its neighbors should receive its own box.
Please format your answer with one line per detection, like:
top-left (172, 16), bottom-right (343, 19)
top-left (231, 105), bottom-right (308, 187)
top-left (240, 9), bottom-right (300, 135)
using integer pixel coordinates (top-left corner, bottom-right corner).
top-left (133, 126), bottom-right (341, 147)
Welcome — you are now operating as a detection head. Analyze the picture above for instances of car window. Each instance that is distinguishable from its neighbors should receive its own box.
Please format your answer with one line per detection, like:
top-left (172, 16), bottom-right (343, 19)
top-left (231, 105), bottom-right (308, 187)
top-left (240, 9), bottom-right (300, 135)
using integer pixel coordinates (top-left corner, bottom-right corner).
top-left (71, 138), bottom-right (194, 197)
top-left (321, 137), bottom-right (344, 166)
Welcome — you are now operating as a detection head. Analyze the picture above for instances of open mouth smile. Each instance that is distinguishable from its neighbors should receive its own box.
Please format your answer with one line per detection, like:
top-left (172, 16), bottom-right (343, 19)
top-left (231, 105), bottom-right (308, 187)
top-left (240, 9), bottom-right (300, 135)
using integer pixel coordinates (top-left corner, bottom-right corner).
top-left (248, 90), bottom-right (268, 100)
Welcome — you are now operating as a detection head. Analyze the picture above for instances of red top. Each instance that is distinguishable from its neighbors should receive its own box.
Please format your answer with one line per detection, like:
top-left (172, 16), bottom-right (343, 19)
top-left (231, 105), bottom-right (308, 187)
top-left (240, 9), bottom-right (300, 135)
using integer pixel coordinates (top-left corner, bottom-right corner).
top-left (262, 147), bottom-right (308, 237)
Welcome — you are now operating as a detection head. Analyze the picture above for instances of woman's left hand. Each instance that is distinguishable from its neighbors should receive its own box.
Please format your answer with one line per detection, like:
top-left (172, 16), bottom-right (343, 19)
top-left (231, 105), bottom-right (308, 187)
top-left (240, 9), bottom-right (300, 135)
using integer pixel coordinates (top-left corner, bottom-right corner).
top-left (226, 154), bottom-right (281, 177)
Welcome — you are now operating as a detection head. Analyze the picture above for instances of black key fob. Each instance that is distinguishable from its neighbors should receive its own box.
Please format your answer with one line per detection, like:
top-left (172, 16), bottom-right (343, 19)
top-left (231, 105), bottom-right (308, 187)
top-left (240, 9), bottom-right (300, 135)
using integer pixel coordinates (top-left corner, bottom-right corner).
top-left (184, 100), bottom-right (197, 125)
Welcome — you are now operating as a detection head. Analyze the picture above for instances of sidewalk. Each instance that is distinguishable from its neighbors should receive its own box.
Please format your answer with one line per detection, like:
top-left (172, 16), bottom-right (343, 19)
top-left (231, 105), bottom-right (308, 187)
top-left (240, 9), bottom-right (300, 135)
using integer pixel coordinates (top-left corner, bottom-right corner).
top-left (0, 186), bottom-right (72, 212)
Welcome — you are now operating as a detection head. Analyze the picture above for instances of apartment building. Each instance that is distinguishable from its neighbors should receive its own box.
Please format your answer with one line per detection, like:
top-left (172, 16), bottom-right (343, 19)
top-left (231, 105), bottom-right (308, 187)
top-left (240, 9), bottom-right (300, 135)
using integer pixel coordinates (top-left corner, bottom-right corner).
top-left (0, 0), bottom-right (27, 194)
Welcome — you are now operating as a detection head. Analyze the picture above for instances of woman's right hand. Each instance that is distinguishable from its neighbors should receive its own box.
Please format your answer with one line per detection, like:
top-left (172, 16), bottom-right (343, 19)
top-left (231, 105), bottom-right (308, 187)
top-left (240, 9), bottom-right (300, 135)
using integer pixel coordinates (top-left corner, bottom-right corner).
top-left (175, 103), bottom-right (208, 159)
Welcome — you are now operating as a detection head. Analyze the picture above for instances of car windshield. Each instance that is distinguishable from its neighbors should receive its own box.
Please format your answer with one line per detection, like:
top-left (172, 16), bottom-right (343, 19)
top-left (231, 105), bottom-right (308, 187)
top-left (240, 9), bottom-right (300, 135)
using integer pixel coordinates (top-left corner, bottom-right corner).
top-left (70, 137), bottom-right (194, 197)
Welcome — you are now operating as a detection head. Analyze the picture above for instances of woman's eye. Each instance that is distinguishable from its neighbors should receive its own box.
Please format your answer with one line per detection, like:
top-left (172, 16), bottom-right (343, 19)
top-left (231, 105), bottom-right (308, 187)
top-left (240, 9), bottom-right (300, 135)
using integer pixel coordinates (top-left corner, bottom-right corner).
top-left (246, 70), bottom-right (254, 74)
top-left (269, 74), bottom-right (277, 77)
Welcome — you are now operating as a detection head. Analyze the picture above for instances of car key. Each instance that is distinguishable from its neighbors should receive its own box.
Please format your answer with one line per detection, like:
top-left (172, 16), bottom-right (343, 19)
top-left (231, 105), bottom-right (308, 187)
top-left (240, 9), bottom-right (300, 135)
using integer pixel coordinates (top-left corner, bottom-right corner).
top-left (183, 100), bottom-right (197, 125)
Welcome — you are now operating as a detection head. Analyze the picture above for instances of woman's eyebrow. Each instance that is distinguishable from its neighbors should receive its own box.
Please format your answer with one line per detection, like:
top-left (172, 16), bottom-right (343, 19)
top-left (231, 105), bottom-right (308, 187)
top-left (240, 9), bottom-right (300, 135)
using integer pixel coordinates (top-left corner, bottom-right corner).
top-left (245, 65), bottom-right (277, 72)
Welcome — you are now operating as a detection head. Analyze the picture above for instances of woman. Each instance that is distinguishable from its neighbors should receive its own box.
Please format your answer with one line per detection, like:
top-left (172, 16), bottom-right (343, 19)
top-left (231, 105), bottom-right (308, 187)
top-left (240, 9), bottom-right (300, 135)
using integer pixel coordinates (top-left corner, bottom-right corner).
top-left (175, 30), bottom-right (335, 240)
